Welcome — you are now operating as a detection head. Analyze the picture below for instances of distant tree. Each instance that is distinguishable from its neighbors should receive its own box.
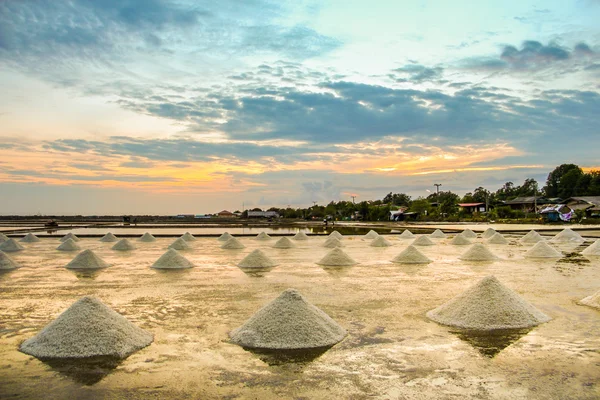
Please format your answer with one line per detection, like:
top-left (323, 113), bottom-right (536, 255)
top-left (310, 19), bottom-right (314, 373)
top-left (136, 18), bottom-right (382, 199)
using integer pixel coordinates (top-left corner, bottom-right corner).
top-left (545, 164), bottom-right (582, 197)
top-left (410, 198), bottom-right (431, 215)
top-left (382, 192), bottom-right (412, 206)
top-left (251, 207), bottom-right (263, 212)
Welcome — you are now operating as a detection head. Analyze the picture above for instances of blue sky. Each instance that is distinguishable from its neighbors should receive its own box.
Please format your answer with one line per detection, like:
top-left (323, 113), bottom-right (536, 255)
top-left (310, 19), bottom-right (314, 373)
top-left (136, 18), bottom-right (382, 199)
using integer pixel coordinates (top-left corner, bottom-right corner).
top-left (0, 0), bottom-right (599, 214)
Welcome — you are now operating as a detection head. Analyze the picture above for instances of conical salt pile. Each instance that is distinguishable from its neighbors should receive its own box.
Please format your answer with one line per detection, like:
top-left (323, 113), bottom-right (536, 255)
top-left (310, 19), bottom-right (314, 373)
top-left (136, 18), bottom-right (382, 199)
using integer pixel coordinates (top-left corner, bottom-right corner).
top-left (317, 248), bottom-right (357, 266)
top-left (57, 238), bottom-right (81, 252)
top-left (460, 229), bottom-right (477, 239)
top-left (487, 232), bottom-right (508, 245)
top-left (579, 291), bottom-right (600, 310)
top-left (430, 229), bottom-right (446, 239)
top-left (21, 233), bottom-right (40, 243)
top-left (293, 232), bottom-right (309, 240)
top-left (0, 233), bottom-right (8, 242)
top-left (181, 232), bottom-right (197, 242)
top-left (230, 289), bottom-right (347, 349)
top-left (524, 241), bottom-right (562, 258)
top-left (112, 239), bottom-right (136, 251)
top-left (412, 235), bottom-right (434, 246)
top-left (459, 243), bottom-right (498, 261)
top-left (551, 228), bottom-right (584, 242)
top-left (169, 237), bottom-right (190, 251)
top-left (520, 230), bottom-right (544, 243)
top-left (139, 232), bottom-right (156, 242)
top-left (218, 232), bottom-right (233, 242)
top-left (323, 237), bottom-right (343, 248)
top-left (238, 249), bottom-right (278, 269)
top-left (398, 230), bottom-right (415, 239)
top-left (391, 245), bottom-right (432, 264)
top-left (482, 228), bottom-right (496, 239)
top-left (273, 237), bottom-right (295, 249)
top-left (254, 232), bottom-right (272, 241)
top-left (65, 250), bottom-right (109, 270)
top-left (370, 236), bottom-right (392, 247)
top-left (450, 234), bottom-right (472, 246)
top-left (582, 239), bottom-right (600, 256)
top-left (0, 238), bottom-right (25, 252)
top-left (364, 230), bottom-right (379, 239)
top-left (19, 296), bottom-right (153, 359)
top-left (151, 248), bottom-right (194, 269)
top-left (329, 231), bottom-right (343, 239)
top-left (99, 233), bottom-right (118, 242)
top-left (426, 276), bottom-right (551, 330)
top-left (60, 233), bottom-right (80, 242)
top-left (0, 251), bottom-right (19, 270)
top-left (221, 237), bottom-right (245, 249)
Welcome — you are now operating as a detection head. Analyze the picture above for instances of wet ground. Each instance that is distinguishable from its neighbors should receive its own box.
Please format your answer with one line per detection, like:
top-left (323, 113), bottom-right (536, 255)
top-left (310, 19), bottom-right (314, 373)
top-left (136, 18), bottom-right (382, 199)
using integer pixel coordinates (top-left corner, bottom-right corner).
top-left (0, 233), bottom-right (599, 399)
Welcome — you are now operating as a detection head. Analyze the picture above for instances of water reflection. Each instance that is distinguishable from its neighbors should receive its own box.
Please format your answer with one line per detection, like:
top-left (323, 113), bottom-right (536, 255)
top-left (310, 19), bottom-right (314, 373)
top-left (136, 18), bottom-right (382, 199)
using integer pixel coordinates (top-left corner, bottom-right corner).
top-left (69, 269), bottom-right (104, 280)
top-left (39, 355), bottom-right (122, 385)
top-left (320, 266), bottom-right (353, 277)
top-left (239, 267), bottom-right (274, 277)
top-left (449, 328), bottom-right (532, 358)
top-left (242, 346), bottom-right (332, 366)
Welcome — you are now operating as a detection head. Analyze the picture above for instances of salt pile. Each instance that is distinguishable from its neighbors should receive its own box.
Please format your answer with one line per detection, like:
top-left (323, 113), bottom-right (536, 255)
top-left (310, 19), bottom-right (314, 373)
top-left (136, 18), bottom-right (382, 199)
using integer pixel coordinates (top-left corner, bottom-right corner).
top-left (21, 233), bottom-right (40, 243)
top-left (579, 290), bottom-right (600, 310)
top-left (582, 239), bottom-right (600, 256)
top-left (364, 230), bottom-right (379, 239)
top-left (19, 296), bottom-right (153, 359)
top-left (426, 276), bottom-right (551, 330)
top-left (218, 232), bottom-right (233, 242)
top-left (229, 289), bottom-right (346, 349)
top-left (520, 230), bottom-right (544, 243)
top-left (221, 237), bottom-right (245, 249)
top-left (412, 235), bottom-right (434, 246)
top-left (450, 234), bottom-right (472, 246)
top-left (65, 250), bottom-right (109, 270)
top-left (60, 233), bottom-right (80, 242)
top-left (168, 237), bottom-right (191, 251)
top-left (273, 237), bottom-right (295, 249)
top-left (238, 249), bottom-right (278, 269)
top-left (0, 233), bottom-right (8, 242)
top-left (482, 228), bottom-right (497, 239)
top-left (0, 238), bottom-right (25, 252)
top-left (0, 251), bottom-right (19, 270)
top-left (57, 238), bottom-right (81, 252)
top-left (524, 241), bottom-right (562, 258)
top-left (151, 248), bottom-right (194, 269)
top-left (99, 233), bottom-right (118, 242)
top-left (329, 231), bottom-right (343, 239)
top-left (398, 230), bottom-right (415, 239)
top-left (487, 232), bottom-right (508, 245)
top-left (254, 232), bottom-right (272, 241)
top-left (181, 232), bottom-right (197, 241)
top-left (391, 245), bottom-right (432, 264)
top-left (460, 229), bottom-right (477, 239)
top-left (459, 244), bottom-right (499, 261)
top-left (293, 232), bottom-right (309, 240)
top-left (317, 248), bottom-right (357, 266)
top-left (430, 229), bottom-right (446, 239)
top-left (112, 239), bottom-right (136, 251)
top-left (370, 236), bottom-right (392, 247)
top-left (551, 228), bottom-right (584, 242)
top-left (323, 237), bottom-right (343, 248)
top-left (139, 232), bottom-right (156, 242)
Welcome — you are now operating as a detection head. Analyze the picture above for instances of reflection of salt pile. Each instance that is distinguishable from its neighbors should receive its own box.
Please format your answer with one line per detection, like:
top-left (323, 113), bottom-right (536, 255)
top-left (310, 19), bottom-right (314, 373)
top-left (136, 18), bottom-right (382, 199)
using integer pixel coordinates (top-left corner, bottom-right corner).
top-left (391, 245), bottom-right (432, 264)
top-left (229, 289), bottom-right (346, 349)
top-left (0, 239), bottom-right (25, 252)
top-left (152, 248), bottom-right (194, 269)
top-left (520, 230), bottom-right (544, 243)
top-left (0, 251), bottom-right (19, 270)
top-left (0, 233), bottom-right (8, 242)
top-left (100, 233), bottom-right (118, 242)
top-left (398, 230), bottom-right (415, 239)
top-left (482, 228), bottom-right (497, 239)
top-left (427, 276), bottom-right (551, 330)
top-left (370, 236), bottom-right (392, 247)
top-left (57, 238), bottom-right (80, 252)
top-left (255, 232), bottom-right (272, 241)
top-left (430, 229), bottom-right (446, 239)
top-left (364, 230), bottom-right (379, 239)
top-left (317, 248), bottom-right (357, 266)
top-left (21, 233), bottom-right (40, 243)
top-left (329, 231), bottom-right (343, 239)
top-left (273, 237), bottom-right (295, 249)
top-left (139, 233), bottom-right (156, 242)
top-left (112, 239), bottom-right (136, 251)
top-left (19, 296), bottom-right (153, 359)
top-left (460, 229), bottom-right (477, 239)
top-left (221, 237), bottom-right (245, 249)
top-left (323, 237), bottom-right (343, 248)
top-left (412, 236), bottom-right (434, 246)
top-left (450, 235), bottom-right (471, 246)
top-left (524, 241), bottom-right (562, 258)
top-left (579, 291), bottom-right (600, 310)
top-left (181, 232), bottom-right (197, 241)
top-left (487, 232), bottom-right (508, 245)
top-left (169, 237), bottom-right (190, 250)
top-left (293, 232), bottom-right (309, 240)
top-left (551, 228), bottom-right (584, 242)
top-left (61, 233), bottom-right (80, 242)
top-left (218, 232), bottom-right (233, 242)
top-left (460, 244), bottom-right (498, 261)
top-left (238, 249), bottom-right (278, 269)
top-left (582, 240), bottom-right (600, 256)
top-left (65, 250), bottom-right (109, 270)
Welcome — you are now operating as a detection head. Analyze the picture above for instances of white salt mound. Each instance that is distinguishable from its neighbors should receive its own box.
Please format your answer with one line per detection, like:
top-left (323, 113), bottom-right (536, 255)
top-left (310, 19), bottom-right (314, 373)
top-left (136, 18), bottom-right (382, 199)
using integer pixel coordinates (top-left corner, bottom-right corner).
top-left (238, 249), bottom-right (278, 269)
top-left (293, 232), bottom-right (309, 240)
top-left (520, 230), bottom-right (544, 243)
top-left (460, 229), bottom-right (477, 239)
top-left (0, 251), bottom-right (19, 270)
top-left (370, 236), bottom-right (392, 247)
top-left (482, 228), bottom-right (496, 239)
top-left (391, 245), bottom-right (432, 264)
top-left (19, 296), bottom-right (153, 359)
top-left (364, 230), bottom-right (379, 239)
top-left (450, 235), bottom-right (472, 246)
top-left (551, 228), bottom-right (584, 242)
top-left (151, 248), bottom-right (194, 269)
top-left (487, 232), bottom-right (508, 245)
top-left (0, 239), bottom-right (25, 252)
top-left (524, 241), bottom-right (562, 258)
top-left (0, 233), bottom-right (8, 242)
top-left (255, 232), bottom-right (272, 241)
top-left (65, 250), bottom-right (109, 270)
top-left (273, 237), bottom-right (295, 249)
top-left (221, 237), bottom-right (245, 249)
top-left (60, 233), bottom-right (80, 242)
top-left (181, 232), bottom-right (197, 242)
top-left (412, 235), bottom-right (434, 246)
top-left (21, 233), bottom-right (40, 243)
top-left (317, 248), bottom-right (357, 266)
top-left (430, 229), bottom-right (446, 239)
top-left (329, 231), bottom-right (343, 239)
top-left (169, 237), bottom-right (191, 251)
top-left (57, 238), bottom-right (81, 252)
top-left (323, 237), bottom-right (344, 248)
top-left (398, 230), bottom-right (415, 239)
top-left (112, 239), bottom-right (136, 251)
top-left (459, 243), bottom-right (499, 261)
top-left (229, 289), bottom-right (347, 349)
top-left (579, 291), bottom-right (600, 310)
top-left (582, 239), bottom-right (600, 256)
top-left (139, 232), bottom-right (156, 242)
top-left (426, 275), bottom-right (551, 330)
top-left (100, 233), bottom-right (118, 242)
top-left (218, 232), bottom-right (233, 242)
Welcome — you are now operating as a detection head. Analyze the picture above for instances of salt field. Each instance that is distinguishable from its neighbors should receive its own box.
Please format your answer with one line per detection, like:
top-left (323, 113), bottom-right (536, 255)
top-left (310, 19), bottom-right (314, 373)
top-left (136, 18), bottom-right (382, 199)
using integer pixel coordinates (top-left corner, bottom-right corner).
top-left (0, 231), bottom-right (599, 399)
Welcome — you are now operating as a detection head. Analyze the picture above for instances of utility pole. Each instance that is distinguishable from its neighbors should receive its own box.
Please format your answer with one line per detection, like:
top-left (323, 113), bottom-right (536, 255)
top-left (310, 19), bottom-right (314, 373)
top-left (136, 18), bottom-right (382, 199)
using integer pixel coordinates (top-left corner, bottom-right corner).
top-left (351, 195), bottom-right (356, 204)
top-left (434, 184), bottom-right (442, 208)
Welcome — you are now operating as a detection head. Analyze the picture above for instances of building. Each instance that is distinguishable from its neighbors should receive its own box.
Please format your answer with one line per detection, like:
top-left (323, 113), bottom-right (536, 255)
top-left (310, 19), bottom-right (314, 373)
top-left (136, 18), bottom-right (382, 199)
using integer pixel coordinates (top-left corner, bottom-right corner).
top-left (458, 202), bottom-right (487, 213)
top-left (540, 205), bottom-right (574, 222)
top-left (217, 210), bottom-right (235, 218)
top-left (247, 211), bottom-right (279, 218)
top-left (562, 197), bottom-right (600, 218)
top-left (503, 196), bottom-right (548, 212)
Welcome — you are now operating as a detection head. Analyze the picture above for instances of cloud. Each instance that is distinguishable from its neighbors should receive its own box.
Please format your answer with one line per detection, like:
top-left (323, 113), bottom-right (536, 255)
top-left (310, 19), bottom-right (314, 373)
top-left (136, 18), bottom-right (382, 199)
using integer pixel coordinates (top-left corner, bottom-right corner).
top-left (391, 64), bottom-right (444, 83)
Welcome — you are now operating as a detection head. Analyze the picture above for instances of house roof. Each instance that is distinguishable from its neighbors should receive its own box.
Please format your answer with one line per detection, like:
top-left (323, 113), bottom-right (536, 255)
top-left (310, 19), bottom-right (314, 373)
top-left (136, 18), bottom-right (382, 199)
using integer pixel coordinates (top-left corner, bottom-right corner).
top-left (218, 210), bottom-right (233, 214)
top-left (504, 196), bottom-right (546, 205)
top-left (458, 202), bottom-right (485, 207)
top-left (563, 197), bottom-right (600, 207)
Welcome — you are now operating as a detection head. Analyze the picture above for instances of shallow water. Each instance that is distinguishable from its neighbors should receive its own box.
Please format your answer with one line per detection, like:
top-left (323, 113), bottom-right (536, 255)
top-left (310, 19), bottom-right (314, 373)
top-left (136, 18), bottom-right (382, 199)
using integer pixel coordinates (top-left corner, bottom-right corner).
top-left (0, 234), bottom-right (599, 399)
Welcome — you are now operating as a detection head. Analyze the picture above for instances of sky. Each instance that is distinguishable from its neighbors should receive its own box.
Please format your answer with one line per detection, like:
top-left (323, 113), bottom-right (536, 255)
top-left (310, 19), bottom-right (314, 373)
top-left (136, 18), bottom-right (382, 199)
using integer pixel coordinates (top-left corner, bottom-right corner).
top-left (0, 0), bottom-right (599, 215)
